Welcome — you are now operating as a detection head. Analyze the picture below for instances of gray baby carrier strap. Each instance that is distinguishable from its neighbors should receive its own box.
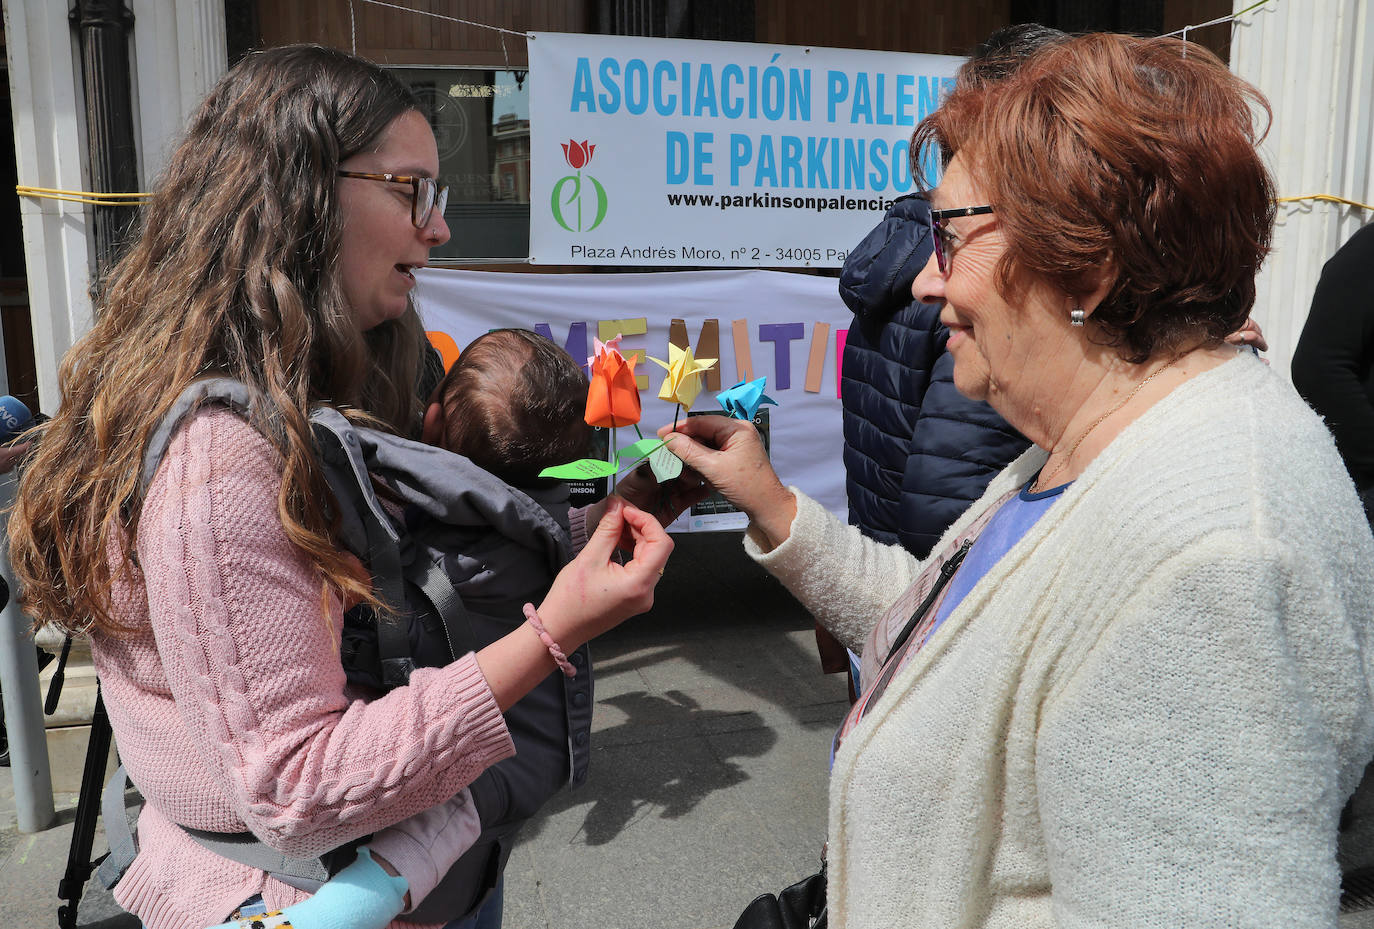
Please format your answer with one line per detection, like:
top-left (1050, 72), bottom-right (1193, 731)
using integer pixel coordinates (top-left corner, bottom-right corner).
top-left (311, 405), bottom-right (463, 690)
top-left (103, 378), bottom-right (346, 893)
top-left (98, 763), bottom-right (341, 892)
top-left (132, 380), bottom-right (472, 692)
top-left (310, 405), bottom-right (572, 692)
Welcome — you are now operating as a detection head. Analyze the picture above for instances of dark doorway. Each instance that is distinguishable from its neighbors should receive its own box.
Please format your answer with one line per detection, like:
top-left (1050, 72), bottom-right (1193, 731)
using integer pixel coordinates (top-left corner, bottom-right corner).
top-left (1010, 0), bottom-right (1166, 33)
top-left (0, 18), bottom-right (40, 412)
top-left (1009, 0), bottom-right (1233, 62)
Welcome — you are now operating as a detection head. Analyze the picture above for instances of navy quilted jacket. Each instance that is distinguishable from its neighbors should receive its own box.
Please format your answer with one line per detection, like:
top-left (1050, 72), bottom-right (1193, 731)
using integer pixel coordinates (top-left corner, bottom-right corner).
top-left (839, 195), bottom-right (1030, 558)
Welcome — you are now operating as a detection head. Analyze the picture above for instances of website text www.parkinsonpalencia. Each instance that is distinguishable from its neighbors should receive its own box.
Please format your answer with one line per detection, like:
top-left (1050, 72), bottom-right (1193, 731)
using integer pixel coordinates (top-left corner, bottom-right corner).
top-left (666, 192), bottom-right (898, 213)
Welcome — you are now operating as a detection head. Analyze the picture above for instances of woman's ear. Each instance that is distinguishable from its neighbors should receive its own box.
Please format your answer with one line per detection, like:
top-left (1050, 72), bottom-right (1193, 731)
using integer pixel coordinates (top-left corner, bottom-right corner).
top-left (1078, 259), bottom-right (1119, 318)
top-left (421, 401), bottom-right (444, 447)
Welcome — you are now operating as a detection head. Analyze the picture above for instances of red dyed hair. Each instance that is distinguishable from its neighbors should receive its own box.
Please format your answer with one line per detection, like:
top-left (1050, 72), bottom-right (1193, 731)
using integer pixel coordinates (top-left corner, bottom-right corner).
top-left (912, 33), bottom-right (1277, 363)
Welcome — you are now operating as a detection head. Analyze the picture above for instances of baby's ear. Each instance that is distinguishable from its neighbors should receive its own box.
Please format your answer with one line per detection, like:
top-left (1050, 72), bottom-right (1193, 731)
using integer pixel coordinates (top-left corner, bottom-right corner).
top-left (421, 401), bottom-right (444, 446)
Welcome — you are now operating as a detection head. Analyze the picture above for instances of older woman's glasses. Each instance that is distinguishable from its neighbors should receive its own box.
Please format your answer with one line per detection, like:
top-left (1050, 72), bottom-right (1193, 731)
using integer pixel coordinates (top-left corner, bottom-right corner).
top-left (337, 171), bottom-right (449, 228)
top-left (931, 205), bottom-right (995, 274)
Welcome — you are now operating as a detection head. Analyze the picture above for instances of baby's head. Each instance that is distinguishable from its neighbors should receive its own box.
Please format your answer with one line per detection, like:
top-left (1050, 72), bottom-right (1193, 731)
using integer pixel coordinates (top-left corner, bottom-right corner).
top-left (429, 329), bottom-right (591, 486)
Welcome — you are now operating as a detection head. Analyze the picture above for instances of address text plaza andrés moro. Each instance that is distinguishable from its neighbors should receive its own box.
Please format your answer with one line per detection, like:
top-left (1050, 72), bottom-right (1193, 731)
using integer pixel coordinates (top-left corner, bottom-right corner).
top-left (567, 55), bottom-right (953, 192)
top-left (569, 242), bottom-right (850, 263)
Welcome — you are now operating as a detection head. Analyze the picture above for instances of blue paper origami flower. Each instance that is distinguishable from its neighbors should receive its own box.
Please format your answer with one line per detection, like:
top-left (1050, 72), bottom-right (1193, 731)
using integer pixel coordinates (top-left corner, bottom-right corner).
top-left (716, 377), bottom-right (777, 421)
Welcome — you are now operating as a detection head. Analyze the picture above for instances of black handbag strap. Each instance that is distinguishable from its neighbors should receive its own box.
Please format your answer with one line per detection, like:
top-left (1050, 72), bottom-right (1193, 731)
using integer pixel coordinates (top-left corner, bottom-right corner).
top-left (863, 538), bottom-right (972, 716)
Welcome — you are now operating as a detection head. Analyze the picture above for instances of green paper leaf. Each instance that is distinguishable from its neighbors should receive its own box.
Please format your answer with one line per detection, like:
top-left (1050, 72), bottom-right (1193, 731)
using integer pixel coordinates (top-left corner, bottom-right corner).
top-left (540, 459), bottom-right (622, 480)
top-left (616, 437), bottom-right (665, 463)
top-left (649, 443), bottom-right (684, 482)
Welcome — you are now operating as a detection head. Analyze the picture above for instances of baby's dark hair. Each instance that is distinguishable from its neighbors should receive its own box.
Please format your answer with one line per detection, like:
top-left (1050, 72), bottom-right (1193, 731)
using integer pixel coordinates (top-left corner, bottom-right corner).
top-left (437, 329), bottom-right (592, 486)
top-left (959, 23), bottom-right (1069, 87)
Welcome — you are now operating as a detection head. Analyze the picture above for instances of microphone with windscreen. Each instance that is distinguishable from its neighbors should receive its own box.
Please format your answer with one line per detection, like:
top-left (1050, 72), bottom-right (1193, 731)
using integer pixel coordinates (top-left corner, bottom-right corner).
top-left (0, 395), bottom-right (34, 444)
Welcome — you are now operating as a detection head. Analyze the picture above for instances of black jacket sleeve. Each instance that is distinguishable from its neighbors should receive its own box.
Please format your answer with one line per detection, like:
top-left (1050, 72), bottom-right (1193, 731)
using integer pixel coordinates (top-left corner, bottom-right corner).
top-left (1292, 223), bottom-right (1374, 490)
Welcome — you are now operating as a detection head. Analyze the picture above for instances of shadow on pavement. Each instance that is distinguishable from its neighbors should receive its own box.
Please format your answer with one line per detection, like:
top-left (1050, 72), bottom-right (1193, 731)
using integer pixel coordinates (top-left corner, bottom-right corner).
top-left (526, 689), bottom-right (777, 846)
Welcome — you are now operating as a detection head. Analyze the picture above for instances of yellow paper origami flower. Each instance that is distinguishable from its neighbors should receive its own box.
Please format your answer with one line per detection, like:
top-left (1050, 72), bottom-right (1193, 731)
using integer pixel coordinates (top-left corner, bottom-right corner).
top-left (649, 343), bottom-right (717, 409)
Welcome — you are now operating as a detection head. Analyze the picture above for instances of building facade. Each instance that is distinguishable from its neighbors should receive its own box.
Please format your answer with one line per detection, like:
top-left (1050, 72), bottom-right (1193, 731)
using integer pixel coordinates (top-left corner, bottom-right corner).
top-left (3, 0), bottom-right (1366, 408)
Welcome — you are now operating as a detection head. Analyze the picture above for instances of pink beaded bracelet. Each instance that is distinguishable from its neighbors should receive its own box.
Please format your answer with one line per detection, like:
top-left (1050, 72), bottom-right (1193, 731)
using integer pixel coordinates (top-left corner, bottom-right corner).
top-left (523, 603), bottom-right (576, 677)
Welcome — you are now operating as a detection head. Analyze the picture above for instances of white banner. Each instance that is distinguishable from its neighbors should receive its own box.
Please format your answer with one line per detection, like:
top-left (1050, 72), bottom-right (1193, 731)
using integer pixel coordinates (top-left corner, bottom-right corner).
top-left (415, 268), bottom-right (852, 530)
top-left (527, 32), bottom-right (961, 268)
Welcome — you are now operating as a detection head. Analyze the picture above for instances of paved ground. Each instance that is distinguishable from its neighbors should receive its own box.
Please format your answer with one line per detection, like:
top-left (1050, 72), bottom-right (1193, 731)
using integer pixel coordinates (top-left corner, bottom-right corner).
top-left (1, 533), bottom-right (849, 929)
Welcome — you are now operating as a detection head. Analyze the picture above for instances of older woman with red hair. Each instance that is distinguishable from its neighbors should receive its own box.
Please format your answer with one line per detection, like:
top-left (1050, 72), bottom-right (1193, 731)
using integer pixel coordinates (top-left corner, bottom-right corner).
top-left (667, 33), bottom-right (1374, 928)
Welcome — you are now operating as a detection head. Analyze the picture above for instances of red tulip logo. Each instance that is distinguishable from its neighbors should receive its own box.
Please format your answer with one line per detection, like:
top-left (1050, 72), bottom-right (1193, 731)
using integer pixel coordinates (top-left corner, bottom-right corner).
top-left (561, 140), bottom-right (596, 170)
top-left (552, 140), bottom-right (609, 233)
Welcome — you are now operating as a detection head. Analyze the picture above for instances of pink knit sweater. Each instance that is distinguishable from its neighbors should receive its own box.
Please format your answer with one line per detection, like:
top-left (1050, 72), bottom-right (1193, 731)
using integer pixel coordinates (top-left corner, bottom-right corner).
top-left (91, 408), bottom-right (515, 929)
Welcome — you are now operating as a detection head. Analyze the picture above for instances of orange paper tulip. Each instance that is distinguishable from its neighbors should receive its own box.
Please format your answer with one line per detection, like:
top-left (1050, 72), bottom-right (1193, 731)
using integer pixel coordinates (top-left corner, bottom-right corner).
top-left (585, 336), bottom-right (642, 428)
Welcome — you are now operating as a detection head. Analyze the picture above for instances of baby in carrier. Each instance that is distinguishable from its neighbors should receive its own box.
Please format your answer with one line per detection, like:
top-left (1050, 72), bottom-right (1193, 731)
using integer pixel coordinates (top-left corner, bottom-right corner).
top-left (212, 328), bottom-right (593, 929)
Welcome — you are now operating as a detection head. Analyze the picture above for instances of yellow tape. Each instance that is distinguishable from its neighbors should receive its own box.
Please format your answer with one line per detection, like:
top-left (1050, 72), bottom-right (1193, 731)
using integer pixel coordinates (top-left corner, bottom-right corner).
top-left (18, 185), bottom-right (1367, 215)
top-left (16, 185), bottom-right (150, 207)
top-left (1276, 194), bottom-right (1374, 212)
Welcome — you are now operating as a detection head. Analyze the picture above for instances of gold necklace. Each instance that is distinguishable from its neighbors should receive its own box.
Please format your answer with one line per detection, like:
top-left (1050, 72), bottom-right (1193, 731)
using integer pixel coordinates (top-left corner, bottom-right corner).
top-left (1033, 357), bottom-right (1180, 492)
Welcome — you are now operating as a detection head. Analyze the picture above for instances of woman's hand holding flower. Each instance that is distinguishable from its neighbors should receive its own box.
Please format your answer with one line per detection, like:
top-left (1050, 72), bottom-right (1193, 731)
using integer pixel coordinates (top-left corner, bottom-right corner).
top-left (658, 415), bottom-right (797, 551)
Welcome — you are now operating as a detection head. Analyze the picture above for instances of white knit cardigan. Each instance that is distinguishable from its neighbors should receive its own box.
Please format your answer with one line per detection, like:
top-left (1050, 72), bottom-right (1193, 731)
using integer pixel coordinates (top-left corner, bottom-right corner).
top-left (749, 354), bottom-right (1374, 928)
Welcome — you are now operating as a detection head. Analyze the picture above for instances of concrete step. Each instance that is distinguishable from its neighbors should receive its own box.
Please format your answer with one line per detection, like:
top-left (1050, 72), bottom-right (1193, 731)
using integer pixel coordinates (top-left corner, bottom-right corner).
top-left (27, 633), bottom-right (114, 793)
top-left (42, 723), bottom-right (116, 793)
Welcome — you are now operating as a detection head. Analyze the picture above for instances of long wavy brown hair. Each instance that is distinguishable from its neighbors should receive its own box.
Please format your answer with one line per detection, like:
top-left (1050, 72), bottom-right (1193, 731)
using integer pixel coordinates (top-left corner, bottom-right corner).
top-left (8, 45), bottom-right (430, 635)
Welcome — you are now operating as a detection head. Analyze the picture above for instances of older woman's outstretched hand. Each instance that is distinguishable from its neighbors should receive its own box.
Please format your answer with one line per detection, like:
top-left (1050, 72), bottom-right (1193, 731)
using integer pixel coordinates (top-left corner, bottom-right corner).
top-left (660, 415), bottom-right (798, 551)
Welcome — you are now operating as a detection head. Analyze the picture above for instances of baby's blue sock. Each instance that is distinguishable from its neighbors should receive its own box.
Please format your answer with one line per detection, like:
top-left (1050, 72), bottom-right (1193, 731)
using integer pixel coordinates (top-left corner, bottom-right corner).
top-left (205, 847), bottom-right (409, 929)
